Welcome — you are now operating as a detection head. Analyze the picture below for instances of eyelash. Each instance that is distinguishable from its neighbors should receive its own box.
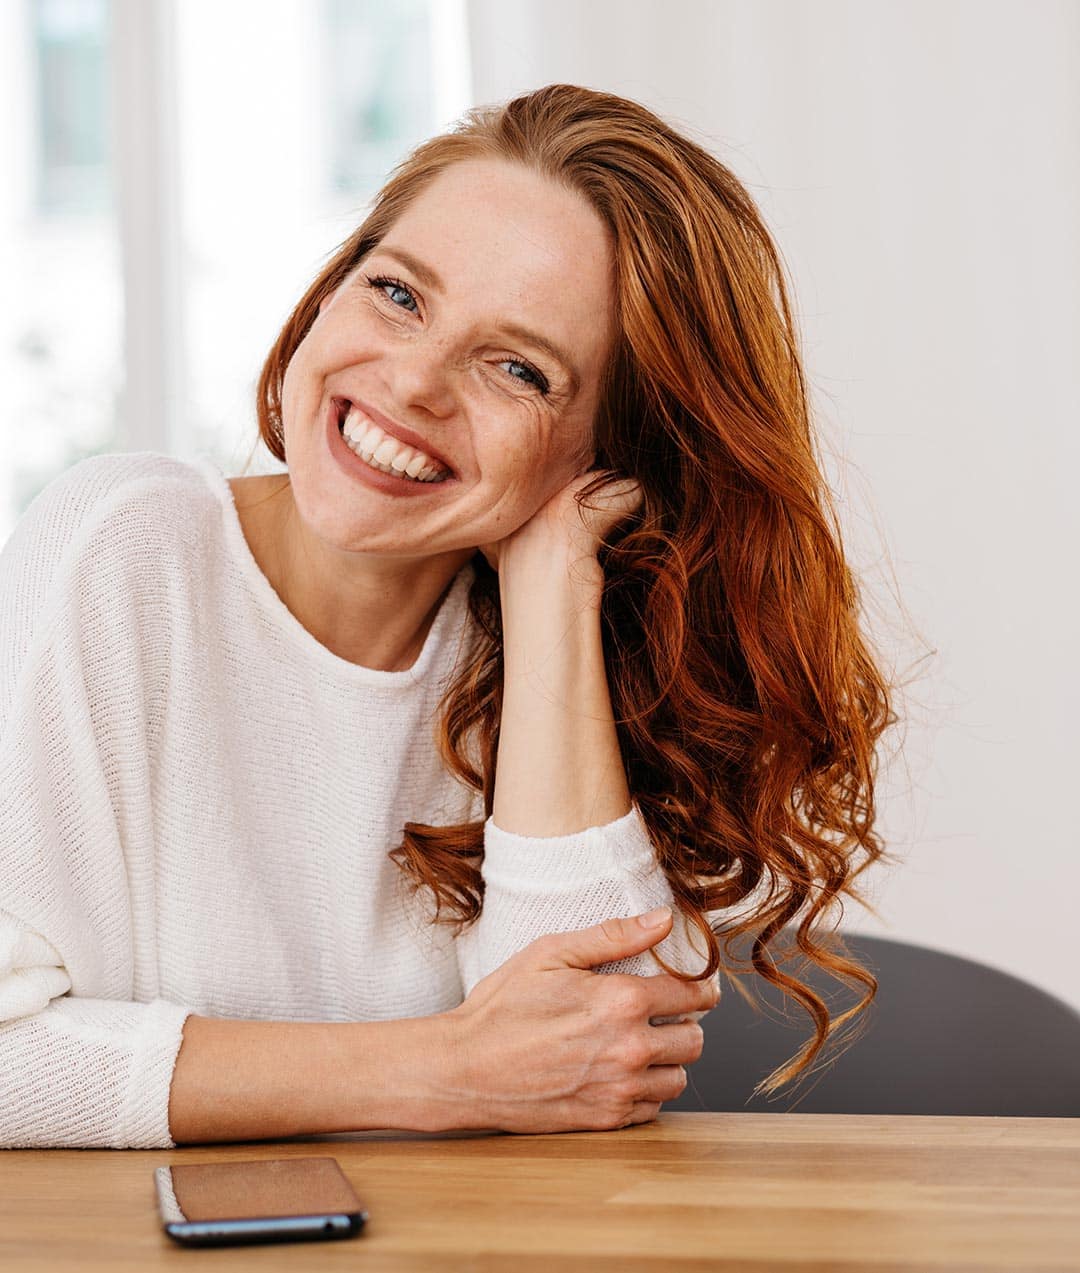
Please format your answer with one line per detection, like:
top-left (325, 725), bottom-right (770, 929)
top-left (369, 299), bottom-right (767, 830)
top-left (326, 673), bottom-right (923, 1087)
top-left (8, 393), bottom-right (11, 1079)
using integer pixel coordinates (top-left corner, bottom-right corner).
top-left (362, 273), bottom-right (551, 396)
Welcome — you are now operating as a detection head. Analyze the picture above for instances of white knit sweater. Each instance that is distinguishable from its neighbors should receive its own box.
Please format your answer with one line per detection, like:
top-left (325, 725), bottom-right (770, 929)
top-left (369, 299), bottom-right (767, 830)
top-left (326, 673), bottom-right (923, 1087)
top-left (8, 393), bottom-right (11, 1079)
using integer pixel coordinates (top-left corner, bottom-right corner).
top-left (0, 452), bottom-right (710, 1149)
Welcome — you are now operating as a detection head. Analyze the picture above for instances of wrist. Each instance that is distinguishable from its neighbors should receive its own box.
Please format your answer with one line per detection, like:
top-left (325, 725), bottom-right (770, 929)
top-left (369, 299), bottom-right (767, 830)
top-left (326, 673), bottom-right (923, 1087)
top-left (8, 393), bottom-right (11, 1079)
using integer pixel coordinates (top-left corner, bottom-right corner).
top-left (498, 547), bottom-right (603, 635)
top-left (345, 1012), bottom-right (476, 1134)
top-left (397, 1008), bottom-right (496, 1133)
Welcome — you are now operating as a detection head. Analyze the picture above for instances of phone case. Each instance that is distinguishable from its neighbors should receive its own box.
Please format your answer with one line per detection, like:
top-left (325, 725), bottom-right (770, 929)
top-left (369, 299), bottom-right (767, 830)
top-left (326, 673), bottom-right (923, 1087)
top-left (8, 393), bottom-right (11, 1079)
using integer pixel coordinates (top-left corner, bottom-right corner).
top-left (154, 1156), bottom-right (368, 1246)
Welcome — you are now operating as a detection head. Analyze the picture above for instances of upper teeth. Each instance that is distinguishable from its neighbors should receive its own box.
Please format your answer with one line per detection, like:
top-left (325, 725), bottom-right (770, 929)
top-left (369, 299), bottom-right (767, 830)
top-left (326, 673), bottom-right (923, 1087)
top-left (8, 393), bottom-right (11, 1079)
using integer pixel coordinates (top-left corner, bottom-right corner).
top-left (341, 405), bottom-right (449, 482)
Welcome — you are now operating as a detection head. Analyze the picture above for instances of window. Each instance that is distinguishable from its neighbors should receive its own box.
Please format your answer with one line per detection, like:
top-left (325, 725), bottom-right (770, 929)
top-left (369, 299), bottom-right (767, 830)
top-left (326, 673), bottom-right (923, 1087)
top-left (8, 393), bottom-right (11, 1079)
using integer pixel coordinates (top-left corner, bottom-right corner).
top-left (0, 0), bottom-right (122, 539)
top-left (324, 0), bottom-right (434, 200)
top-left (34, 0), bottom-right (110, 216)
top-left (0, 0), bottom-right (470, 541)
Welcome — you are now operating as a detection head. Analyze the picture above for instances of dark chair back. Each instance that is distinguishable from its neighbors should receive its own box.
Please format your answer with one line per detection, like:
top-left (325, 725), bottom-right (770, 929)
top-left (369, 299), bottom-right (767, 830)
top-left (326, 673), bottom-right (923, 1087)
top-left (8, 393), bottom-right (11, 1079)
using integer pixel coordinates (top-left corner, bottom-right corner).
top-left (666, 931), bottom-right (1080, 1116)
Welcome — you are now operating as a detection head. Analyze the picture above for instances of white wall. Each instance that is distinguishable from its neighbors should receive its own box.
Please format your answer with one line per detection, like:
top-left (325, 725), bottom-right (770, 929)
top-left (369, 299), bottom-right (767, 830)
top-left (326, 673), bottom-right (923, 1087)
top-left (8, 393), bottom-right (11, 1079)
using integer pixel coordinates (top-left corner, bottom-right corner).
top-left (465, 0), bottom-right (1080, 1010)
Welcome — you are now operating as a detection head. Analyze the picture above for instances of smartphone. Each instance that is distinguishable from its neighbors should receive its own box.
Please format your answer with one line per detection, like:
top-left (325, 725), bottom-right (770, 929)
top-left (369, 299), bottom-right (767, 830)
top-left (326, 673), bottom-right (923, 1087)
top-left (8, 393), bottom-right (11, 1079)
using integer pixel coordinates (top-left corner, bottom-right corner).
top-left (154, 1156), bottom-right (368, 1247)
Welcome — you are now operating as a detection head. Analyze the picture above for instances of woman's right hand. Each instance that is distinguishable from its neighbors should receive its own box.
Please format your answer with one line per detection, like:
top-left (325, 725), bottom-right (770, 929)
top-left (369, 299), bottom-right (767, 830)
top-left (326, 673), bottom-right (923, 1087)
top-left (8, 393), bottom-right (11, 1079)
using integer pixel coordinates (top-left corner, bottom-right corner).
top-left (442, 907), bottom-right (720, 1133)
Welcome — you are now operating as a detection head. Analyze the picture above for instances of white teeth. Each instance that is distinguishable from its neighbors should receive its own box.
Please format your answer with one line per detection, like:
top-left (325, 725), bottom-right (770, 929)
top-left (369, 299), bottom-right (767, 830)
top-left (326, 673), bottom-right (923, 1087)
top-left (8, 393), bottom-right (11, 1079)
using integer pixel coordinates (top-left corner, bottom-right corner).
top-left (339, 404), bottom-right (448, 483)
top-left (372, 437), bottom-right (399, 466)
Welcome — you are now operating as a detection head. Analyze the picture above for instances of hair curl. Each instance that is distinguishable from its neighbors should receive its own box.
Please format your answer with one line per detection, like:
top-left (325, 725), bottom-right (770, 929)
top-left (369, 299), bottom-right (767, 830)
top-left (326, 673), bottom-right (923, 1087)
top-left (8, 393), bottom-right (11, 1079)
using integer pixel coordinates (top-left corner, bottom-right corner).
top-left (252, 83), bottom-right (903, 1101)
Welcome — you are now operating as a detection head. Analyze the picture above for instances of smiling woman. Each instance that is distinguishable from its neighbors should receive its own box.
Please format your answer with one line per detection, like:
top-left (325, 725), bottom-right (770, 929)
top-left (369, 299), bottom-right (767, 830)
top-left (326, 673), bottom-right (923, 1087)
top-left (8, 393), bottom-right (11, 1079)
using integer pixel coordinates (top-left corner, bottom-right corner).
top-left (251, 82), bottom-right (901, 1095)
top-left (0, 83), bottom-right (899, 1151)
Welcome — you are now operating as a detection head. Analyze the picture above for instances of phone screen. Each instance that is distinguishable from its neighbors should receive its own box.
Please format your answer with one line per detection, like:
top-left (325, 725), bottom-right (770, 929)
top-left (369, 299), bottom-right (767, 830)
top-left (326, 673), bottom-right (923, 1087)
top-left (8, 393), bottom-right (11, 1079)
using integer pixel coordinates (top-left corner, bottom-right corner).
top-left (154, 1156), bottom-right (368, 1247)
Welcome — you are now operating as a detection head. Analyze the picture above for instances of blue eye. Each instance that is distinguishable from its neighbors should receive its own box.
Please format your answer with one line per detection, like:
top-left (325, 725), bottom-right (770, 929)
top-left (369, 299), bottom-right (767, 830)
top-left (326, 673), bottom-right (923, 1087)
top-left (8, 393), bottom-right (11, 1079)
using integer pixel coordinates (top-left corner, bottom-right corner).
top-left (366, 274), bottom-right (418, 313)
top-left (362, 272), bottom-right (551, 396)
top-left (501, 360), bottom-right (548, 390)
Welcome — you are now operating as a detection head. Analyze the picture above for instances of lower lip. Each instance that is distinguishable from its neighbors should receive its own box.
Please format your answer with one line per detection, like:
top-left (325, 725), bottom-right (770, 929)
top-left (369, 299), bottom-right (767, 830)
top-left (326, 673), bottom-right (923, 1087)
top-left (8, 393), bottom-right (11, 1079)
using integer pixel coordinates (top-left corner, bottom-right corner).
top-left (325, 401), bottom-right (456, 497)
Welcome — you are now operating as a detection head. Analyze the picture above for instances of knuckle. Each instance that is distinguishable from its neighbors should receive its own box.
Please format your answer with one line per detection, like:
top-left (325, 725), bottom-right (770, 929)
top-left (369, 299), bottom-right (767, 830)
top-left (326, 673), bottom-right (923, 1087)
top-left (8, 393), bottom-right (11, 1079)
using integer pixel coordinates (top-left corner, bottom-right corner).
top-left (623, 1037), bottom-right (652, 1071)
top-left (613, 1078), bottom-right (642, 1105)
top-left (699, 978), bottom-right (721, 1011)
top-left (523, 933), bottom-right (555, 961)
top-left (690, 1023), bottom-right (706, 1060)
top-left (589, 1108), bottom-right (618, 1132)
top-left (599, 917), bottom-right (627, 945)
top-left (605, 981), bottom-right (645, 1022)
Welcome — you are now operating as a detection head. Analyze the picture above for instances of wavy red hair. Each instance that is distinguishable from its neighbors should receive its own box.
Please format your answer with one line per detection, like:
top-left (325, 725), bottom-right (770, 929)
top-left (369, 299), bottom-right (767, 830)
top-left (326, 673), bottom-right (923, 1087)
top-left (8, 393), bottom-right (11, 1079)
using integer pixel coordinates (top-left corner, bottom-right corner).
top-left (253, 84), bottom-right (902, 1100)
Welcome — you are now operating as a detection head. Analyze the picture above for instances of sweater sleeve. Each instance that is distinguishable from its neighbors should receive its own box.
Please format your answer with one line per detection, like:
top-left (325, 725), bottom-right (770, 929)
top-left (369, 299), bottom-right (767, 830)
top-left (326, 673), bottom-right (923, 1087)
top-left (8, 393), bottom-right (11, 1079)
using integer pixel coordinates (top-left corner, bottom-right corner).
top-left (454, 804), bottom-right (718, 1023)
top-left (0, 455), bottom-right (193, 1149)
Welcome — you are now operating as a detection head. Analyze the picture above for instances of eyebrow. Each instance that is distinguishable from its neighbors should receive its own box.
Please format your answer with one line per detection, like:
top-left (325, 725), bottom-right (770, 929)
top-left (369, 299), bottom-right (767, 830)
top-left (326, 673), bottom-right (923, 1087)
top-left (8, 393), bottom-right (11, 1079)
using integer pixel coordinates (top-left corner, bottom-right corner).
top-left (375, 243), bottom-right (581, 394)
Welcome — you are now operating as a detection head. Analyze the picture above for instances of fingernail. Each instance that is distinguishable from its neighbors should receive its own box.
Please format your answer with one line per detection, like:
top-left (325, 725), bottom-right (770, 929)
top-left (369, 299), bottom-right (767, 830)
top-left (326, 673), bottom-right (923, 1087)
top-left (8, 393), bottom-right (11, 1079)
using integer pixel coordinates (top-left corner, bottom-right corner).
top-left (637, 906), bottom-right (671, 929)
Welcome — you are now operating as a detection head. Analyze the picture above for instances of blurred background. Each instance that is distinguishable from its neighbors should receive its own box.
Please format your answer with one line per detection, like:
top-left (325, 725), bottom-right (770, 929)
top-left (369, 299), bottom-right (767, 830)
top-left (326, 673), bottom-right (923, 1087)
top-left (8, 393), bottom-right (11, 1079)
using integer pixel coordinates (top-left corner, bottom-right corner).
top-left (2, 0), bottom-right (1077, 1013)
top-left (0, 0), bottom-right (471, 509)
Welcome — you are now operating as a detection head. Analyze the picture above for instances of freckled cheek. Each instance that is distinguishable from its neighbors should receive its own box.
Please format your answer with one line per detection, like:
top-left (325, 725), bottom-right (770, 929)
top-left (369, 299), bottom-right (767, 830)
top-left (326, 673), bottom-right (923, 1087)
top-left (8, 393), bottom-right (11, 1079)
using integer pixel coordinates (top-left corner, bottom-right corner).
top-left (324, 320), bottom-right (388, 369)
top-left (499, 461), bottom-right (572, 519)
top-left (477, 426), bottom-right (558, 491)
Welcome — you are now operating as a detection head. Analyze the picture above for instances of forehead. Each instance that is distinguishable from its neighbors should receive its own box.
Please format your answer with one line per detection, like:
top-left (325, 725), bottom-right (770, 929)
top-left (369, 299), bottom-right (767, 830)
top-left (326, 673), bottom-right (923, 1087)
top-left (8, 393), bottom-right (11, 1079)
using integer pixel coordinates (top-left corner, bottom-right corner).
top-left (375, 158), bottom-right (616, 370)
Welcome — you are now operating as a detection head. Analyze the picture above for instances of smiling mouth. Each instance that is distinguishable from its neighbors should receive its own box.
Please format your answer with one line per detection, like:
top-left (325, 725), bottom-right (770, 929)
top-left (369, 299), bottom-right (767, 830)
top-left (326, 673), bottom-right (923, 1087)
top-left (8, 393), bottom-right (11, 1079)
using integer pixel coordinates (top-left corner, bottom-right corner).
top-left (334, 398), bottom-right (453, 483)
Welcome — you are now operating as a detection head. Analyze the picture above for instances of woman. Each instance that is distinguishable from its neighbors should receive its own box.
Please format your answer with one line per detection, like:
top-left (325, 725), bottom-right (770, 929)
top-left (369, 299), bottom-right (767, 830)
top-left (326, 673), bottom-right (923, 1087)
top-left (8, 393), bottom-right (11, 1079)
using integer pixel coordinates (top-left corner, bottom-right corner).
top-left (0, 84), bottom-right (896, 1149)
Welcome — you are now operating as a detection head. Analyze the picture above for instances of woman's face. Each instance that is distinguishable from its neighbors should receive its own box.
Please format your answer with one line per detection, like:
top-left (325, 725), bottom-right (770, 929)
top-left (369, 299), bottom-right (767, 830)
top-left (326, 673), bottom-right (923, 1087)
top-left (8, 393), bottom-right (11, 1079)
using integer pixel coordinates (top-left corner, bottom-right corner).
top-left (279, 157), bottom-right (618, 560)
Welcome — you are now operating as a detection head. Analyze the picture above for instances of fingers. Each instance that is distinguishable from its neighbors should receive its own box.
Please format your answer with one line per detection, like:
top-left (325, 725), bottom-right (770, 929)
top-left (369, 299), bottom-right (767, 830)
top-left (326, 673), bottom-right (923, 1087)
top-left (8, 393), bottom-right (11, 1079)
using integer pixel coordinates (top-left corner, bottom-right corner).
top-left (569, 471), bottom-right (644, 540)
top-left (622, 1101), bottom-right (663, 1128)
top-left (645, 1019), bottom-right (706, 1068)
top-left (617, 1055), bottom-right (695, 1128)
top-left (601, 477), bottom-right (644, 525)
top-left (612, 970), bottom-right (720, 1021)
top-left (650, 1063), bottom-right (690, 1103)
top-left (600, 474), bottom-right (643, 507)
top-left (535, 909), bottom-right (674, 972)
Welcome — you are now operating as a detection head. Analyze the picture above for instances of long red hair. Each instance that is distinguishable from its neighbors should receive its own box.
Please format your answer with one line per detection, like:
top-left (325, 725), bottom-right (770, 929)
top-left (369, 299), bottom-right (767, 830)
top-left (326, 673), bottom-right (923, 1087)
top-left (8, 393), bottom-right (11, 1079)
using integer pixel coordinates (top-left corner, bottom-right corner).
top-left (254, 84), bottom-right (902, 1100)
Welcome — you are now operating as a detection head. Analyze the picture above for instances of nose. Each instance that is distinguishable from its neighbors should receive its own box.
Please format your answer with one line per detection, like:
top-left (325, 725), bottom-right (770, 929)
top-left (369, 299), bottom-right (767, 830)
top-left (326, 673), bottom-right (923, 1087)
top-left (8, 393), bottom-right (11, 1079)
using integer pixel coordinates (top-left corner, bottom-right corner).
top-left (386, 337), bottom-right (457, 419)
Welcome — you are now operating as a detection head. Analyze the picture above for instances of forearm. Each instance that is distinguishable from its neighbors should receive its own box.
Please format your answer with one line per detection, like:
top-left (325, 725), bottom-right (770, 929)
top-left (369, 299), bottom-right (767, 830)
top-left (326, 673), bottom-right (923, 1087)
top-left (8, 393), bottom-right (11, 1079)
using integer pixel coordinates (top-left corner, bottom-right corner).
top-left (168, 1011), bottom-right (465, 1144)
top-left (493, 550), bottom-right (631, 836)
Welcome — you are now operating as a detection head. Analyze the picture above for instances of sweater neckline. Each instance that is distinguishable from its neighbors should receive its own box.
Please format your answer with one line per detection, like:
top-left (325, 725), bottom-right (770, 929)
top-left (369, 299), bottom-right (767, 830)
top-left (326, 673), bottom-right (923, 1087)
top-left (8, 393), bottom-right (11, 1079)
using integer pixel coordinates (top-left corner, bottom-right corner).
top-left (190, 453), bottom-right (476, 689)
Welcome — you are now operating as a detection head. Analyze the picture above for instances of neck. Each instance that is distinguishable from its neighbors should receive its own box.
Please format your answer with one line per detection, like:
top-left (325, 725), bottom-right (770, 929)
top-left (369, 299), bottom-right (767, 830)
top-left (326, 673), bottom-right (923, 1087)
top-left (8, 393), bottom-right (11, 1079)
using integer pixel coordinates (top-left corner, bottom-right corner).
top-left (230, 474), bottom-right (472, 671)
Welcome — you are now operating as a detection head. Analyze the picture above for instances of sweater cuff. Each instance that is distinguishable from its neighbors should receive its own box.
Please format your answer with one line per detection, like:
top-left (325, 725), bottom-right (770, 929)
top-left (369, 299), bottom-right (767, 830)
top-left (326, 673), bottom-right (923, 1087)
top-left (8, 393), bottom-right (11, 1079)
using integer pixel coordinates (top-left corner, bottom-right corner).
top-left (113, 998), bottom-right (192, 1149)
top-left (482, 802), bottom-right (660, 891)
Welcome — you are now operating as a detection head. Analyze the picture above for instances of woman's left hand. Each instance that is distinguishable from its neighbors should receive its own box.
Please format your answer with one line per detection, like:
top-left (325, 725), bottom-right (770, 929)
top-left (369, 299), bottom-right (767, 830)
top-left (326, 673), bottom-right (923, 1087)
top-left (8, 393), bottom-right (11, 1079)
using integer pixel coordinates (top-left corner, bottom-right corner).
top-left (478, 469), bottom-right (644, 576)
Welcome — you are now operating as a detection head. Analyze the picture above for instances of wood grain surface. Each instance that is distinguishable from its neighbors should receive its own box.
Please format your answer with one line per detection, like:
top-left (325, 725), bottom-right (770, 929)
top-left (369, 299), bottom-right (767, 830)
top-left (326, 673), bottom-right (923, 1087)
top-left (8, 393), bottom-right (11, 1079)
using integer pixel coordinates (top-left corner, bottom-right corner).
top-left (1, 1112), bottom-right (1078, 1271)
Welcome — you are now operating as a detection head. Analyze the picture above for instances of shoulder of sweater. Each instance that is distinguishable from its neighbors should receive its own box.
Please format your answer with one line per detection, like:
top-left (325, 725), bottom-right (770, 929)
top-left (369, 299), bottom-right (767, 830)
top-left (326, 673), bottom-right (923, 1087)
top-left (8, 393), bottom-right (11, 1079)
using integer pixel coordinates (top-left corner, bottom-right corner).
top-left (5, 449), bottom-right (211, 542)
top-left (0, 452), bottom-right (218, 665)
top-left (2, 451), bottom-right (216, 575)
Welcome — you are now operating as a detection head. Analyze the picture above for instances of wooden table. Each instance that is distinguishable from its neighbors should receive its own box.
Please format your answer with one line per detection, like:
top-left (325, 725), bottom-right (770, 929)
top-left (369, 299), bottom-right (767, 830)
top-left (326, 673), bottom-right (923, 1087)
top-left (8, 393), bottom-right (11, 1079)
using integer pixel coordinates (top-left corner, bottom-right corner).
top-left (1, 1113), bottom-right (1078, 1271)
